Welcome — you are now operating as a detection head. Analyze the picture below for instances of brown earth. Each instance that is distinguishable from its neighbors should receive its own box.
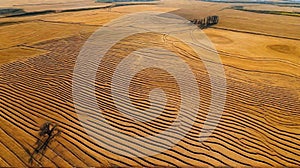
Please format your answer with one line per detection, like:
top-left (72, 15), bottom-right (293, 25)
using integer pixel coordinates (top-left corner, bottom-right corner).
top-left (0, 1), bottom-right (299, 167)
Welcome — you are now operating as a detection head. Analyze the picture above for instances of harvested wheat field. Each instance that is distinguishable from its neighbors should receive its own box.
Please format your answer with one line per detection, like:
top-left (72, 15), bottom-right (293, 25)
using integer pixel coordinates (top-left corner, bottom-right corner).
top-left (0, 0), bottom-right (300, 167)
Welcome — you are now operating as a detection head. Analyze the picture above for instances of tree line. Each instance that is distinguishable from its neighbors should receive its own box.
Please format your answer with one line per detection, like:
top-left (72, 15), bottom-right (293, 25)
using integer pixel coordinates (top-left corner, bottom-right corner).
top-left (191, 15), bottom-right (219, 29)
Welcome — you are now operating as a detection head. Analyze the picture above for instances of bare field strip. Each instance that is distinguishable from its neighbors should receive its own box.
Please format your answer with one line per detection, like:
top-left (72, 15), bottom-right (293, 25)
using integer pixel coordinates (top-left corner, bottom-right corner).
top-left (0, 46), bottom-right (48, 65)
top-left (0, 2), bottom-right (300, 167)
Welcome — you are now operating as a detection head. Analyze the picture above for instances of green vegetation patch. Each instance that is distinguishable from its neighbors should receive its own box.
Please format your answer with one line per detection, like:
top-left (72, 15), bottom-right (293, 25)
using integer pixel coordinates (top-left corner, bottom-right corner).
top-left (0, 8), bottom-right (25, 16)
top-left (231, 6), bottom-right (300, 17)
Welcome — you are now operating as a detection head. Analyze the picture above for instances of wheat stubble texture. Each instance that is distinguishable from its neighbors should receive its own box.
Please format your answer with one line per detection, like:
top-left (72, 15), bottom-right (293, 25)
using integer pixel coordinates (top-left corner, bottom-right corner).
top-left (1, 3), bottom-right (300, 167)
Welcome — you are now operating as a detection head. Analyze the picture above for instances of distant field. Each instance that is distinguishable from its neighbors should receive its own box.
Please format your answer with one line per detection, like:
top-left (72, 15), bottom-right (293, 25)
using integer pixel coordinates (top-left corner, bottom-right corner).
top-left (0, 0), bottom-right (111, 18)
top-left (0, 0), bottom-right (98, 8)
top-left (0, 0), bottom-right (159, 17)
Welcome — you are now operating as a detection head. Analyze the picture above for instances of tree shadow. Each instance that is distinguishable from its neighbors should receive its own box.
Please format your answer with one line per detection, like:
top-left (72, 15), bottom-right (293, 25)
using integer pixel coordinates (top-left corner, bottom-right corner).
top-left (29, 121), bottom-right (61, 165)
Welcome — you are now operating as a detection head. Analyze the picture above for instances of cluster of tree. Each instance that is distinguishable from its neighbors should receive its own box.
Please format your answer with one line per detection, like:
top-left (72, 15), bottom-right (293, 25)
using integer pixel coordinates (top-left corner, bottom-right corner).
top-left (191, 15), bottom-right (219, 29)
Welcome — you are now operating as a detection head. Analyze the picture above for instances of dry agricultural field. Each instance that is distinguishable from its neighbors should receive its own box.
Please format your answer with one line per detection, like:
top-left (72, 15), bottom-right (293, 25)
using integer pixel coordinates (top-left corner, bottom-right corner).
top-left (0, 0), bottom-right (299, 167)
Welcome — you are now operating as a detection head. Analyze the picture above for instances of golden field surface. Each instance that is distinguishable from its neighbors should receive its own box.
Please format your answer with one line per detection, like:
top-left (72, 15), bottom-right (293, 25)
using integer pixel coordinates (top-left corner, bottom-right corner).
top-left (0, 0), bottom-right (109, 10)
top-left (0, 1), bottom-right (300, 167)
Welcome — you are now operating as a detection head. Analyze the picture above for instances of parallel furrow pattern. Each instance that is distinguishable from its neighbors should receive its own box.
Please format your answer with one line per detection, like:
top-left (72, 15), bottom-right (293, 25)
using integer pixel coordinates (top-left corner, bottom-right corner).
top-left (1, 34), bottom-right (299, 167)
